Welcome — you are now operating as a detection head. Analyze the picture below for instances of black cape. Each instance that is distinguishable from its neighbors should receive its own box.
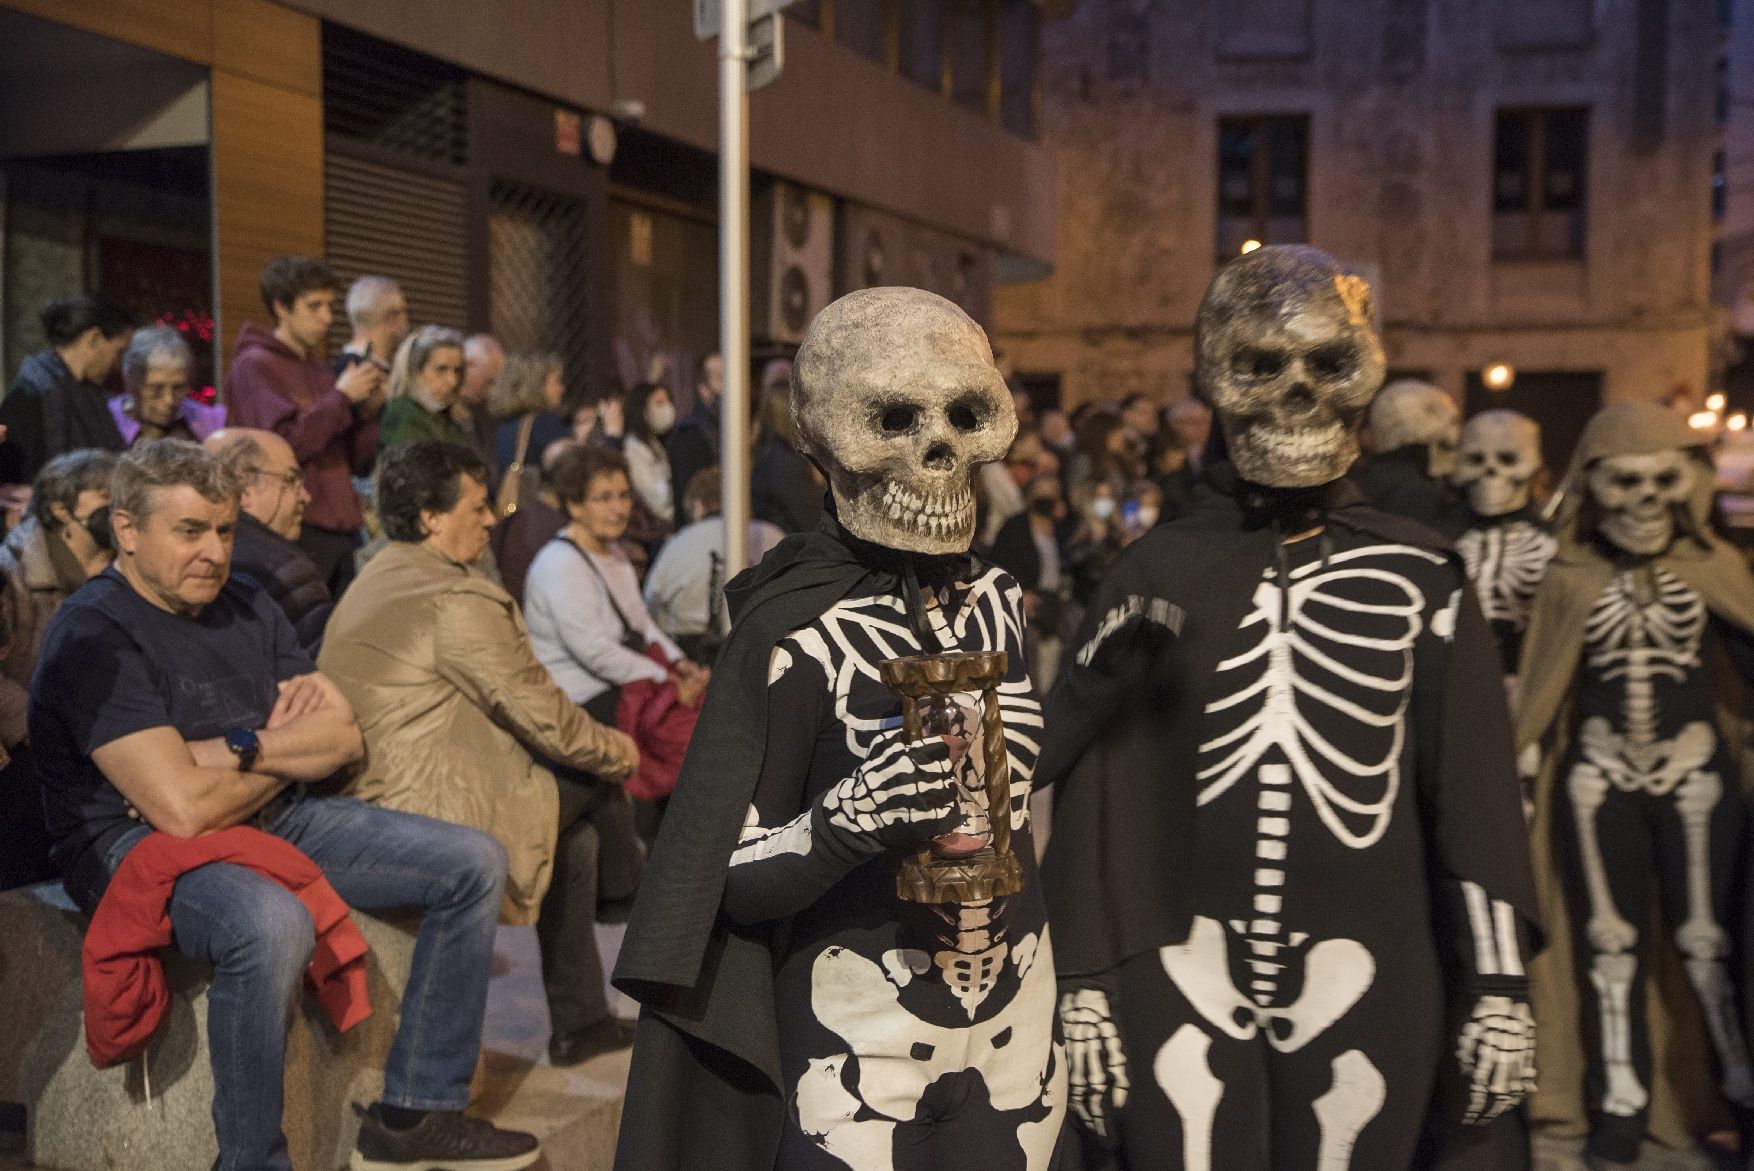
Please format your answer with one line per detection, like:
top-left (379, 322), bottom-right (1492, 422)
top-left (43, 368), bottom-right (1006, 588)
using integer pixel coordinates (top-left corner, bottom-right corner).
top-left (1037, 464), bottom-right (1541, 981)
top-left (612, 519), bottom-right (969, 1171)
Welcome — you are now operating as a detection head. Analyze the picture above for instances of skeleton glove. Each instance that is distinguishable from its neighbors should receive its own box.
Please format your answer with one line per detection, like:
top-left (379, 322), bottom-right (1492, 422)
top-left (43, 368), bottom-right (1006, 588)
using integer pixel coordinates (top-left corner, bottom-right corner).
top-left (1456, 992), bottom-right (1537, 1125)
top-left (1060, 987), bottom-right (1129, 1142)
top-left (819, 727), bottom-right (960, 853)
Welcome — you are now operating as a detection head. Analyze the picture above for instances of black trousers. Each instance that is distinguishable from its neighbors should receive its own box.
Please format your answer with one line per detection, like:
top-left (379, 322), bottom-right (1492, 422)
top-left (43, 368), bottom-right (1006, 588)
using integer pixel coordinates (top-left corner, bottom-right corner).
top-left (1109, 922), bottom-right (1443, 1171)
top-left (296, 524), bottom-right (362, 599)
top-left (536, 769), bottom-right (643, 1036)
top-left (1557, 761), bottom-right (1748, 1163)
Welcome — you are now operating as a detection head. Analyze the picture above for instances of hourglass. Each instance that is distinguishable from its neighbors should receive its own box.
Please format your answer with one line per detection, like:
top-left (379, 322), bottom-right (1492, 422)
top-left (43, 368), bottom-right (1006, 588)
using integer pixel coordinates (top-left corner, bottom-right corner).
top-left (879, 650), bottom-right (1025, 903)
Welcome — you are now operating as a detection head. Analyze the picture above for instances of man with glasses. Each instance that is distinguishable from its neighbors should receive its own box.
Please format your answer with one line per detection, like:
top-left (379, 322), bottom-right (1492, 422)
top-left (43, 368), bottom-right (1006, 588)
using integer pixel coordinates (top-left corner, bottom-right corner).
top-left (206, 428), bottom-right (333, 657)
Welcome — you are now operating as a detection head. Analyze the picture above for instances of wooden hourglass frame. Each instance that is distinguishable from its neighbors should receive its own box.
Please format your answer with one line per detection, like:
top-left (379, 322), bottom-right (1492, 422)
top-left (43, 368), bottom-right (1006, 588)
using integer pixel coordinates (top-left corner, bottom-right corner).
top-left (878, 650), bottom-right (1025, 903)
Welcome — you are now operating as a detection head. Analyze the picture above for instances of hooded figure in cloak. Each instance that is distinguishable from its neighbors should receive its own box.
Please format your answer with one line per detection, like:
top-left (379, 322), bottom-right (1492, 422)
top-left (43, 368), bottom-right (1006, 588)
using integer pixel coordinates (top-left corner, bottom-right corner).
top-left (1515, 401), bottom-right (1754, 1168)
top-left (1037, 246), bottom-right (1540, 1171)
top-left (612, 287), bottom-right (1065, 1171)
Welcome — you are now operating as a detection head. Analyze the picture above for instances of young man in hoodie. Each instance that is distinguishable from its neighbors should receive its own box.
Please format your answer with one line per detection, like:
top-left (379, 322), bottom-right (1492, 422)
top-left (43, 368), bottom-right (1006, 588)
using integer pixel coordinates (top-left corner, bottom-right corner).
top-left (224, 256), bottom-right (385, 597)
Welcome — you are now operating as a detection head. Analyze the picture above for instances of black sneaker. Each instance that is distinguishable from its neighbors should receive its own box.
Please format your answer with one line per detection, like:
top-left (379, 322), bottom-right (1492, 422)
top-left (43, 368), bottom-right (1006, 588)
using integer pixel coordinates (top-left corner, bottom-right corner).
top-left (351, 1103), bottom-right (540, 1171)
top-left (547, 1017), bottom-right (636, 1067)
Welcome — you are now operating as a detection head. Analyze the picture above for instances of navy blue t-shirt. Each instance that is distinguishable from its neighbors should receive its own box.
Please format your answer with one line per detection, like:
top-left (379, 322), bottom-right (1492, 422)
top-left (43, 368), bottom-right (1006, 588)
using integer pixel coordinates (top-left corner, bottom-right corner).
top-left (29, 568), bottom-right (312, 912)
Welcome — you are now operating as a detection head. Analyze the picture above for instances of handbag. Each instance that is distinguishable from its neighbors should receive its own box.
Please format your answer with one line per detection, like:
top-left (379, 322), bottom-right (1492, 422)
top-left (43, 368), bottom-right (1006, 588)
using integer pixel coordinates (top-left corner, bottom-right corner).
top-left (495, 413), bottom-right (537, 519)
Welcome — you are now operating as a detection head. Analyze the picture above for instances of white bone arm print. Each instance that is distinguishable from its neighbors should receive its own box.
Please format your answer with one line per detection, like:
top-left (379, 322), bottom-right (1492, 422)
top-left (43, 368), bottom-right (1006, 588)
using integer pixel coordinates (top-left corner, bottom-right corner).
top-left (1196, 545), bottom-right (1446, 848)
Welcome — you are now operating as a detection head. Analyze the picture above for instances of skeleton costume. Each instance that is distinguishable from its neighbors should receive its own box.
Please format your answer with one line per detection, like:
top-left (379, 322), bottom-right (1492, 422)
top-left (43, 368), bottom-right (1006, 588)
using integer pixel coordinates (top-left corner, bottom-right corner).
top-left (1451, 411), bottom-right (1557, 676)
top-left (1352, 379), bottom-right (1469, 539)
top-left (613, 288), bottom-right (1064, 1171)
top-left (1038, 247), bottom-right (1540, 1171)
top-left (1515, 402), bottom-right (1754, 1166)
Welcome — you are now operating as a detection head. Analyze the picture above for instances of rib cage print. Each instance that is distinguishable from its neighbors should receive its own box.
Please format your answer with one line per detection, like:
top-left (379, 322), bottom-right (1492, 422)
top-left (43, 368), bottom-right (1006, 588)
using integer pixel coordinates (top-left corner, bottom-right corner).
top-left (779, 566), bottom-right (1041, 826)
top-left (1195, 543), bottom-right (1451, 850)
top-left (1584, 567), bottom-right (1706, 749)
top-left (1456, 521), bottom-right (1556, 632)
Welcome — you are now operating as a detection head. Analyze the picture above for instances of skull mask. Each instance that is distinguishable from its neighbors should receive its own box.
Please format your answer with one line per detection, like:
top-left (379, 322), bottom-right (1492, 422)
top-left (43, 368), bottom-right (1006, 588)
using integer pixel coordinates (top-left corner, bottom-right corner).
top-left (792, 287), bottom-right (1016, 554)
top-left (1195, 245), bottom-right (1386, 488)
top-left (1370, 380), bottom-right (1462, 479)
top-left (1452, 410), bottom-right (1542, 518)
top-left (1586, 450), bottom-right (1695, 557)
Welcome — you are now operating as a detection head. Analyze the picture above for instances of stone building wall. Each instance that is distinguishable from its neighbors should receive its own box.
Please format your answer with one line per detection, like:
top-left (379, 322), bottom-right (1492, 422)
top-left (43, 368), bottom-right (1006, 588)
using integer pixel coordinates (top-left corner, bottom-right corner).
top-left (995, 0), bottom-right (1720, 416)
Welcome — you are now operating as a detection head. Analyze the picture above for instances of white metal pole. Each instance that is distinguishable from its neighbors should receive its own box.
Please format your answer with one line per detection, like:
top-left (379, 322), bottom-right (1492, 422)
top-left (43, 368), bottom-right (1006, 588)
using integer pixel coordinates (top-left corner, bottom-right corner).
top-left (719, 0), bottom-right (752, 577)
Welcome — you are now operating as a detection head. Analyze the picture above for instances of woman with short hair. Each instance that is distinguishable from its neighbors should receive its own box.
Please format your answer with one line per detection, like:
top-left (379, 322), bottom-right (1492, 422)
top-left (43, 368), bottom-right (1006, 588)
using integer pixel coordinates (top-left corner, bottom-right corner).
top-left (376, 325), bottom-right (472, 454)
top-left (319, 440), bottom-right (637, 935)
top-left (111, 324), bottom-right (224, 446)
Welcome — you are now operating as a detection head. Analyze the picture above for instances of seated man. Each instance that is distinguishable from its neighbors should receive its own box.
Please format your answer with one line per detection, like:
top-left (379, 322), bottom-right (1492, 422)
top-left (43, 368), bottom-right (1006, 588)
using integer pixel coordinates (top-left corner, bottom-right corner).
top-left (29, 439), bottom-right (539, 1171)
top-left (205, 427), bottom-right (333, 658)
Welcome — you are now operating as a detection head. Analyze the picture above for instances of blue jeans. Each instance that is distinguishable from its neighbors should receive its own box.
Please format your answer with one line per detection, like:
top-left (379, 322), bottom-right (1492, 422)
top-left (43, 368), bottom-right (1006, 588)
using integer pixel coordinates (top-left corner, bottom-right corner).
top-left (105, 795), bottom-right (508, 1171)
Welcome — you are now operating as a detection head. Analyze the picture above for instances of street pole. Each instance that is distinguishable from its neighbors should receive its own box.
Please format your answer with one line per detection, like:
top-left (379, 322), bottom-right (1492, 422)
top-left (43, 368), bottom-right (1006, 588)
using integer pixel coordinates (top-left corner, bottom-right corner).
top-left (719, 0), bottom-right (752, 577)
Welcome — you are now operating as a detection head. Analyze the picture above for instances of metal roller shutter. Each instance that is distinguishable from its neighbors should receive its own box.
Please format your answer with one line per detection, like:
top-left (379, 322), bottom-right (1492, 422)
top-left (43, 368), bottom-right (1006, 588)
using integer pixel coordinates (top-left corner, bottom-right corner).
top-left (323, 152), bottom-right (468, 341)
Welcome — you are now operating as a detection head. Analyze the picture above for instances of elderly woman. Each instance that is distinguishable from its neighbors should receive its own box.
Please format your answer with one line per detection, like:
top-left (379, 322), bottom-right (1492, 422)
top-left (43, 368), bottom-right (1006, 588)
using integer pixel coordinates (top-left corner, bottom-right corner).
top-left (320, 439), bottom-right (634, 881)
top-left (109, 324), bottom-right (224, 447)
top-left (377, 325), bottom-right (473, 453)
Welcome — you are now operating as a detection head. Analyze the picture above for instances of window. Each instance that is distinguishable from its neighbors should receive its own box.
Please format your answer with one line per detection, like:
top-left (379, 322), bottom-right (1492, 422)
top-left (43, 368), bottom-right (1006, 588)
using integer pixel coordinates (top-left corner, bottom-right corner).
top-left (1216, 115), bottom-right (1310, 259)
top-left (946, 0), bottom-right (994, 114)
top-left (899, 0), bottom-right (944, 89)
top-left (998, 1), bottom-right (1038, 138)
top-left (835, 0), bottom-right (885, 61)
top-left (1493, 108), bottom-right (1589, 259)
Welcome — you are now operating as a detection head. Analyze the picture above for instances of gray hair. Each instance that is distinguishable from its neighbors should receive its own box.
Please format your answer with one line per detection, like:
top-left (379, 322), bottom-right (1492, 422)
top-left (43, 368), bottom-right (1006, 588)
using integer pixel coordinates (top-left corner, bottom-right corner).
top-left (345, 275), bottom-right (404, 332)
top-left (112, 439), bottom-right (238, 521)
top-left (488, 351), bottom-right (563, 419)
top-left (30, 449), bottom-right (119, 527)
top-left (389, 324), bottom-right (465, 401)
top-left (120, 324), bottom-right (193, 393)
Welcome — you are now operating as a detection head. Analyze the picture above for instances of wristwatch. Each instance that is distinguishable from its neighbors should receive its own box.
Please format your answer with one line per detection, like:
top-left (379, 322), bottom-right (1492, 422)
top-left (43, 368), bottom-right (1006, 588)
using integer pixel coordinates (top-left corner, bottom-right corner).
top-left (224, 727), bottom-right (260, 773)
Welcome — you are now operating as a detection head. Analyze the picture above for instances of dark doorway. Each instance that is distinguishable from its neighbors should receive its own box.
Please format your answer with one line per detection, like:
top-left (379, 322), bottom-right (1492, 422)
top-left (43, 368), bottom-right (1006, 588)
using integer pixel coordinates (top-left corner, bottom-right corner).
top-left (1463, 369), bottom-right (1603, 475)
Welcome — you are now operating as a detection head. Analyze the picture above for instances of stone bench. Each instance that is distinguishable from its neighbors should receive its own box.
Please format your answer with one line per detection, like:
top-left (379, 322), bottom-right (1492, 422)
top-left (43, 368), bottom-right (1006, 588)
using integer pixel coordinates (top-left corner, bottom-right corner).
top-left (0, 882), bottom-right (418, 1171)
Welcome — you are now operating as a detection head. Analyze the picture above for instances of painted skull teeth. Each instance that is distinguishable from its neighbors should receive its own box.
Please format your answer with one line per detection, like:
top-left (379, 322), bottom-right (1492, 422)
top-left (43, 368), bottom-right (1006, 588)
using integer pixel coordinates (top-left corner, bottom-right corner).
top-left (880, 481), bottom-right (975, 539)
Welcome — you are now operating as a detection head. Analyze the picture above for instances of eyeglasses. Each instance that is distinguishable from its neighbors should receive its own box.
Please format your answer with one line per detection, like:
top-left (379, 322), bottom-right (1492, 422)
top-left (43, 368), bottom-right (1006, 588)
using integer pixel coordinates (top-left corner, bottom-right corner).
top-left (247, 468), bottom-right (303, 490)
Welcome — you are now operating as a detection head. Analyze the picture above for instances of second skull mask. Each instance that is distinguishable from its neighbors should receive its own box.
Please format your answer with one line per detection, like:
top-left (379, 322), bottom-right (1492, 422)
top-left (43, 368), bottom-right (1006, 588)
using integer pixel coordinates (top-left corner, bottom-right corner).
top-left (1453, 410), bottom-right (1543, 518)
top-left (1195, 245), bottom-right (1386, 488)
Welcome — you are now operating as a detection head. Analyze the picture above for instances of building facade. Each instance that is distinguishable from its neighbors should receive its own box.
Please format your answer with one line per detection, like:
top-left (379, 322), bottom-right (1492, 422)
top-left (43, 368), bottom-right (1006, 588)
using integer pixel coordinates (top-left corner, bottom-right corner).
top-left (995, 0), bottom-right (1721, 465)
top-left (0, 0), bottom-right (1059, 412)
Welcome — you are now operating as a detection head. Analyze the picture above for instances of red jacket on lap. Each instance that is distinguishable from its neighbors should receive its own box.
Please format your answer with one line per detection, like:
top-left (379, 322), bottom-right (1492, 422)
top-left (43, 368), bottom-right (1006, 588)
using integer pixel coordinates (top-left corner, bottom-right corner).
top-left (81, 824), bottom-right (371, 1068)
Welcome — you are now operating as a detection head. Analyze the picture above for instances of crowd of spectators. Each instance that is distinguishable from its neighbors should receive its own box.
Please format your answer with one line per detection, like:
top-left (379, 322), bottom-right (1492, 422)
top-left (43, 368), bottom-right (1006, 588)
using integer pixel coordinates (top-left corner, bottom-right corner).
top-left (0, 251), bottom-right (1245, 1168)
top-left (978, 385), bottom-right (1212, 686)
top-left (0, 254), bottom-right (858, 1169)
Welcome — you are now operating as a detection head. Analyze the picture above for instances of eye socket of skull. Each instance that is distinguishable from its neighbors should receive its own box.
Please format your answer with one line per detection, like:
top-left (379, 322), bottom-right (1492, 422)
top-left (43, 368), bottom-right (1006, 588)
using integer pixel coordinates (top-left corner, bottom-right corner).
top-left (792, 287), bottom-right (1016, 554)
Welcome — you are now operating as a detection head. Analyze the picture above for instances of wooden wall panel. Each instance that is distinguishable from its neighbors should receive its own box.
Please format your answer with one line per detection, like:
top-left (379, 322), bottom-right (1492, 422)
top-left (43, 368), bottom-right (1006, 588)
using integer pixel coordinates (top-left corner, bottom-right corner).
top-left (212, 0), bottom-right (320, 96)
top-left (210, 68), bottom-right (324, 381)
top-left (0, 0), bottom-right (211, 64)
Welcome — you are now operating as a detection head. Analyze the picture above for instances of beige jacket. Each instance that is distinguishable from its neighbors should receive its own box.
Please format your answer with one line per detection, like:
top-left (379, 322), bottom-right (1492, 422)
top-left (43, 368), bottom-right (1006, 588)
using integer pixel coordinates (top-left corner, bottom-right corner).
top-left (319, 541), bottom-right (635, 924)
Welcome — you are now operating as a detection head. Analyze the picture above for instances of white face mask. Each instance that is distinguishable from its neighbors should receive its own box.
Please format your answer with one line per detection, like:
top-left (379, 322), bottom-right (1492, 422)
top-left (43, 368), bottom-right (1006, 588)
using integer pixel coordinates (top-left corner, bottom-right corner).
top-left (646, 401), bottom-right (676, 435)
top-left (1090, 497), bottom-right (1116, 521)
